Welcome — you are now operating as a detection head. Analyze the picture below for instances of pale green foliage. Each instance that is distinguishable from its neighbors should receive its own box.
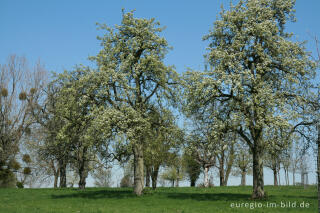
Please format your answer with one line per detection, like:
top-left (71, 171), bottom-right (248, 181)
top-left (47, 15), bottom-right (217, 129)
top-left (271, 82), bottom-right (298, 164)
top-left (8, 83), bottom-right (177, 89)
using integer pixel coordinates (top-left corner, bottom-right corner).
top-left (53, 67), bottom-right (108, 188)
top-left (184, 0), bottom-right (315, 151)
top-left (54, 67), bottom-right (101, 147)
top-left (232, 142), bottom-right (252, 176)
top-left (144, 108), bottom-right (182, 168)
top-left (85, 11), bottom-right (180, 193)
top-left (264, 127), bottom-right (288, 166)
top-left (182, 150), bottom-right (201, 186)
top-left (185, 125), bottom-right (217, 169)
top-left (183, 0), bottom-right (315, 198)
top-left (161, 166), bottom-right (184, 187)
top-left (88, 11), bottom-right (178, 150)
top-left (28, 80), bottom-right (68, 182)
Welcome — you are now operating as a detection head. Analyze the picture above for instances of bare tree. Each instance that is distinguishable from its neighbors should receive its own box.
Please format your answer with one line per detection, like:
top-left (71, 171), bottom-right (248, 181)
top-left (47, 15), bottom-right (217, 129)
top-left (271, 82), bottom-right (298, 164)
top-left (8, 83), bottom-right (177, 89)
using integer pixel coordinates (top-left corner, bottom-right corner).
top-left (92, 166), bottom-right (113, 187)
top-left (216, 132), bottom-right (236, 186)
top-left (298, 152), bottom-right (310, 188)
top-left (288, 136), bottom-right (302, 186)
top-left (232, 142), bottom-right (252, 186)
top-left (191, 133), bottom-right (216, 187)
top-left (25, 128), bottom-right (61, 188)
top-left (264, 149), bottom-right (281, 186)
top-left (281, 149), bottom-right (291, 186)
top-left (27, 76), bottom-right (74, 188)
top-left (0, 55), bottom-right (46, 187)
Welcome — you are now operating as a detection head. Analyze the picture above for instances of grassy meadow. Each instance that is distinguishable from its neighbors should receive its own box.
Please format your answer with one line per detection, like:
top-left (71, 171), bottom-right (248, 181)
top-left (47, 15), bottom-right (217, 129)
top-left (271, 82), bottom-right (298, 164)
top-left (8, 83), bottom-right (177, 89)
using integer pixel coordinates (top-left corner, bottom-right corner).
top-left (0, 185), bottom-right (317, 213)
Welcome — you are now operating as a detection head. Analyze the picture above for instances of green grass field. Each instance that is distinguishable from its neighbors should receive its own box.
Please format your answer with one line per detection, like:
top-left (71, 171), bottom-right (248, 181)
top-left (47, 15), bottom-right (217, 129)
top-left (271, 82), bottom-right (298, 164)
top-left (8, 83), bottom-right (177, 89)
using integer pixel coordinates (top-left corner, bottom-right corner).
top-left (0, 186), bottom-right (317, 213)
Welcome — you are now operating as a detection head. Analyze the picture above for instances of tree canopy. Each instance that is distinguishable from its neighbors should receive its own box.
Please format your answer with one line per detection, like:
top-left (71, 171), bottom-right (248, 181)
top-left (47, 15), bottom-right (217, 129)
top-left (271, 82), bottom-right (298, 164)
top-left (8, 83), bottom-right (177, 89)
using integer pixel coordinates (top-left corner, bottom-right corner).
top-left (183, 0), bottom-right (316, 198)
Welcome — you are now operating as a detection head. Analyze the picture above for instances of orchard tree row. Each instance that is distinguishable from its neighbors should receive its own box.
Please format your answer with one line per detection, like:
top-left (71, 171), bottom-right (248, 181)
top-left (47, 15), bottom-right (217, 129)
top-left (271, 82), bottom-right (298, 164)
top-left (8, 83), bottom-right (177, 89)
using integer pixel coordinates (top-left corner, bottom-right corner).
top-left (1, 0), bottom-right (319, 201)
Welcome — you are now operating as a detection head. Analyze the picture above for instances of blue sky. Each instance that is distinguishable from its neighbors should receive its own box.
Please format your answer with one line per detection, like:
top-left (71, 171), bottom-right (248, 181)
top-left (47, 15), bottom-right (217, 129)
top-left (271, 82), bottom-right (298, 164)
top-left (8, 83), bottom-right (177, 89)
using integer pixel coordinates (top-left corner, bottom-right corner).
top-left (1, 0), bottom-right (319, 187)
top-left (2, 0), bottom-right (319, 74)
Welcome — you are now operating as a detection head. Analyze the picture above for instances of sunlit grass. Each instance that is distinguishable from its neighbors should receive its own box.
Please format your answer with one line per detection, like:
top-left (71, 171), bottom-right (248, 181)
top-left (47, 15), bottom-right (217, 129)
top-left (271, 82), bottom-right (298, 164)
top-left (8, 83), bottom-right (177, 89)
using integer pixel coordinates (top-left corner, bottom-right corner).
top-left (0, 185), bottom-right (317, 213)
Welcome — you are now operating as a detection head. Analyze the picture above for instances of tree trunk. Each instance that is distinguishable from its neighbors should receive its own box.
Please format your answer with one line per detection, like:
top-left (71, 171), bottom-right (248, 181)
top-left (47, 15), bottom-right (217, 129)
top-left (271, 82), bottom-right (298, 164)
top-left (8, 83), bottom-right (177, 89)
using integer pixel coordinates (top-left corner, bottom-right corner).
top-left (285, 169), bottom-right (288, 185)
top-left (78, 162), bottom-right (88, 190)
top-left (175, 168), bottom-right (180, 187)
top-left (133, 144), bottom-right (144, 196)
top-left (284, 169), bottom-right (287, 185)
top-left (78, 147), bottom-right (88, 190)
top-left (78, 171), bottom-right (88, 190)
top-left (145, 166), bottom-right (151, 187)
top-left (53, 168), bottom-right (60, 188)
top-left (223, 165), bottom-right (231, 186)
top-left (252, 145), bottom-right (265, 199)
top-left (204, 166), bottom-right (209, 187)
top-left (241, 171), bottom-right (246, 186)
top-left (52, 161), bottom-right (60, 188)
top-left (292, 169), bottom-right (295, 186)
top-left (273, 168), bottom-right (278, 186)
top-left (151, 164), bottom-right (159, 190)
top-left (278, 167), bottom-right (281, 186)
top-left (219, 152), bottom-right (225, 186)
top-left (223, 141), bottom-right (235, 186)
top-left (59, 159), bottom-right (67, 188)
top-left (190, 179), bottom-right (196, 187)
top-left (305, 173), bottom-right (309, 187)
top-left (50, 159), bottom-right (60, 188)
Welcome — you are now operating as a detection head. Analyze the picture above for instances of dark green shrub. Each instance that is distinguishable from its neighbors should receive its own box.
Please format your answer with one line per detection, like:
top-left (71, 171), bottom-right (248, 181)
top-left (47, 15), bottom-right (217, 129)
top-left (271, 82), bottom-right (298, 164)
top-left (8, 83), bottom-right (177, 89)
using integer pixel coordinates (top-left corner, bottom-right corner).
top-left (0, 169), bottom-right (16, 188)
top-left (16, 181), bottom-right (24, 188)
top-left (23, 167), bottom-right (31, 175)
top-left (9, 160), bottom-right (21, 171)
top-left (18, 91), bottom-right (27, 100)
top-left (22, 154), bottom-right (31, 163)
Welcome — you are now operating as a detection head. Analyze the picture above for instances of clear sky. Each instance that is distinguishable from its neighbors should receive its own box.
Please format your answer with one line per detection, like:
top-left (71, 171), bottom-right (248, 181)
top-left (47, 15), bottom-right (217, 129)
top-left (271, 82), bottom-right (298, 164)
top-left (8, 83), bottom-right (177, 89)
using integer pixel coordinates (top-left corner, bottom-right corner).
top-left (1, 0), bottom-right (319, 187)
top-left (2, 0), bottom-right (320, 74)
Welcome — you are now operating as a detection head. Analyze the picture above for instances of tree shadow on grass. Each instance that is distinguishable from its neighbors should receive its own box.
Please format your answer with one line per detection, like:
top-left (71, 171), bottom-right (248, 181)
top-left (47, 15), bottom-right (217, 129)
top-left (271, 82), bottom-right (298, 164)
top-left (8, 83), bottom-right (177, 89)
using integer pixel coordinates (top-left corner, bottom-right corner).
top-left (51, 189), bottom-right (134, 200)
top-left (50, 187), bottom-right (316, 202)
top-left (51, 188), bottom-right (253, 202)
top-left (279, 195), bottom-right (317, 200)
top-left (165, 192), bottom-right (251, 201)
